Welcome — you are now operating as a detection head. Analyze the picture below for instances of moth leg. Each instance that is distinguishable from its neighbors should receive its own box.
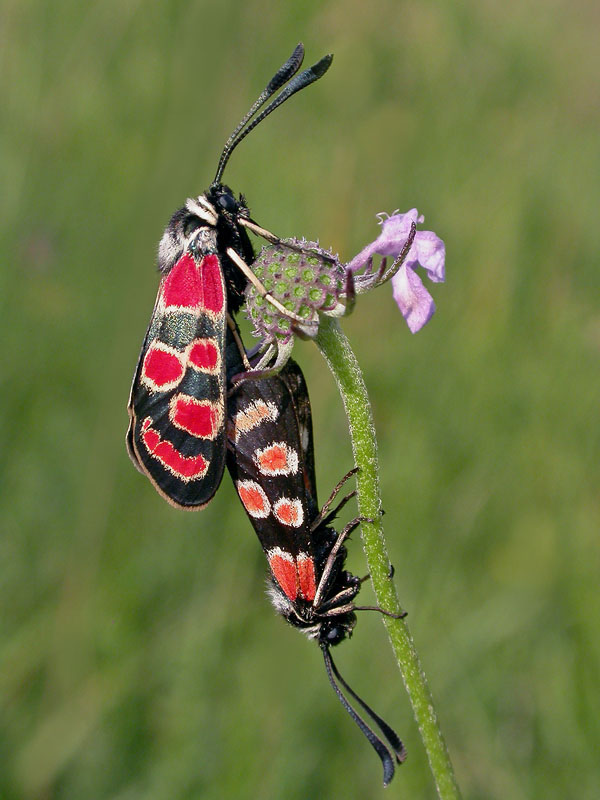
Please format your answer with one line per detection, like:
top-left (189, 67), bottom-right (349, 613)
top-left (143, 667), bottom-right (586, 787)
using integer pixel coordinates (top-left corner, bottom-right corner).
top-left (311, 467), bottom-right (359, 531)
top-left (252, 337), bottom-right (294, 372)
top-left (226, 247), bottom-right (317, 325)
top-left (318, 584), bottom-right (361, 614)
top-left (352, 605), bottom-right (408, 620)
top-left (239, 218), bottom-right (337, 263)
top-left (228, 337), bottom-right (294, 390)
top-left (318, 602), bottom-right (357, 617)
top-left (313, 516), bottom-right (373, 608)
top-left (226, 314), bottom-right (251, 370)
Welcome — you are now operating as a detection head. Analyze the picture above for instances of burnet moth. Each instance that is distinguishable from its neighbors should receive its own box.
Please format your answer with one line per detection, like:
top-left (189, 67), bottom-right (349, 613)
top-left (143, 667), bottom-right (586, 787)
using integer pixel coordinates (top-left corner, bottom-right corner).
top-left (226, 358), bottom-right (406, 786)
top-left (127, 44), bottom-right (332, 509)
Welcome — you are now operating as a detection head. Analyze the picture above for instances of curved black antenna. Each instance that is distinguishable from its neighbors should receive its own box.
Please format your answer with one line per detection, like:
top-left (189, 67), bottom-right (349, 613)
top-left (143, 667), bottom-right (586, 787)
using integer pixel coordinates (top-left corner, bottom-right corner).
top-left (214, 43), bottom-right (305, 184)
top-left (213, 49), bottom-right (333, 185)
top-left (327, 646), bottom-right (407, 763)
top-left (322, 645), bottom-right (397, 787)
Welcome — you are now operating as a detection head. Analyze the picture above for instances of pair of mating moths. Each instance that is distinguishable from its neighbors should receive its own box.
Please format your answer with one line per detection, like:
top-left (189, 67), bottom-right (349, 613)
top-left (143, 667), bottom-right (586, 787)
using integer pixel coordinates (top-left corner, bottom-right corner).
top-left (126, 44), bottom-right (405, 786)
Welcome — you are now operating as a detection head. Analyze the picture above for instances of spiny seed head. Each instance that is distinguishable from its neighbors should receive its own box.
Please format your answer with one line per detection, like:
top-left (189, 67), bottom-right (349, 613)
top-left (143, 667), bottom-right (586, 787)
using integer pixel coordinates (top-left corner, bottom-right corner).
top-left (245, 239), bottom-right (346, 344)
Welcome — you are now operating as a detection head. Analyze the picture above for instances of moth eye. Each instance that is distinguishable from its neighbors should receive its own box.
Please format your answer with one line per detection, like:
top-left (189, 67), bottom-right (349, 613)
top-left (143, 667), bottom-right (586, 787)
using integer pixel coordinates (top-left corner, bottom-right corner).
top-left (183, 216), bottom-right (202, 237)
top-left (218, 193), bottom-right (237, 212)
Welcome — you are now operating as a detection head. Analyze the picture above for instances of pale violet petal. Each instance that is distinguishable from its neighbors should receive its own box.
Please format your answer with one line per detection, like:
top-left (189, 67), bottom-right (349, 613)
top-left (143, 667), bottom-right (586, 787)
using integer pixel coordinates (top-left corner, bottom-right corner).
top-left (414, 230), bottom-right (445, 282)
top-left (347, 240), bottom-right (383, 272)
top-left (347, 209), bottom-right (419, 271)
top-left (391, 264), bottom-right (436, 333)
top-left (377, 209), bottom-right (419, 254)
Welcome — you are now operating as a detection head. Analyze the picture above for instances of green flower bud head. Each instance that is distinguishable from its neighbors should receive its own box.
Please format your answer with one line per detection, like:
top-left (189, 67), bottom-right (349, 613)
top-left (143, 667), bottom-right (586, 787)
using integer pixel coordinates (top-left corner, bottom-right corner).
top-left (245, 239), bottom-right (347, 345)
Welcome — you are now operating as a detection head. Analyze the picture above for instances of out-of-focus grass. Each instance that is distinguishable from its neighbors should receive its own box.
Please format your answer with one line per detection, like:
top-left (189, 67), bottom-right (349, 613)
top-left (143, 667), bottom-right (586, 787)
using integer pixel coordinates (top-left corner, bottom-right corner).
top-left (1, 1), bottom-right (598, 797)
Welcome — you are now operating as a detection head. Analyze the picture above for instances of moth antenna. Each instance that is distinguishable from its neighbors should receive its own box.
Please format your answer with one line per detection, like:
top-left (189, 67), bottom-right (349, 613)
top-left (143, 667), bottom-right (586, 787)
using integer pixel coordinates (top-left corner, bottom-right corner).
top-left (326, 645), bottom-right (407, 763)
top-left (214, 49), bottom-right (333, 184)
top-left (321, 645), bottom-right (399, 787)
top-left (214, 43), bottom-right (305, 184)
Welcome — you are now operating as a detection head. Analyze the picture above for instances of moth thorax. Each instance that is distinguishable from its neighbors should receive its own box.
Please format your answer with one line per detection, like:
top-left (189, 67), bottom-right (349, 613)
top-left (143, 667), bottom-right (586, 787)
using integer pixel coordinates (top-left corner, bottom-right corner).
top-left (157, 201), bottom-right (219, 273)
top-left (185, 196), bottom-right (218, 226)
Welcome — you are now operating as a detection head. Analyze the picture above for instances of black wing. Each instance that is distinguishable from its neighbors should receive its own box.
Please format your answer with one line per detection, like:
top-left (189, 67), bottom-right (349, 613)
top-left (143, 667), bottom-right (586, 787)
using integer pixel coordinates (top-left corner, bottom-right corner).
top-left (127, 249), bottom-right (229, 509)
top-left (226, 359), bottom-right (318, 557)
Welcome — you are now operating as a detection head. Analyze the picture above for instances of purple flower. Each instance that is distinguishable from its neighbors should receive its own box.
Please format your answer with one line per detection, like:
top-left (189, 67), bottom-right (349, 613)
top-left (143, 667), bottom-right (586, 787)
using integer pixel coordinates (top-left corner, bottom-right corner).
top-left (348, 209), bottom-right (445, 333)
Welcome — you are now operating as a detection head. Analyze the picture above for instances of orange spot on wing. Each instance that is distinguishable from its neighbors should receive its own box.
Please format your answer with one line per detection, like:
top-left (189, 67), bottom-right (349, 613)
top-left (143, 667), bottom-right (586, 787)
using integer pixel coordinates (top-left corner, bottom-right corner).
top-left (237, 481), bottom-right (270, 518)
top-left (297, 555), bottom-right (316, 602)
top-left (258, 444), bottom-right (288, 474)
top-left (231, 401), bottom-right (278, 442)
top-left (269, 553), bottom-right (298, 601)
top-left (274, 498), bottom-right (303, 528)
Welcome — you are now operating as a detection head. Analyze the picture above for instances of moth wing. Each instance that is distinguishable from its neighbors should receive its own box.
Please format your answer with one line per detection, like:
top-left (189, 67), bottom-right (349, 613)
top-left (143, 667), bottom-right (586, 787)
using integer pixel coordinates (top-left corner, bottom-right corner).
top-left (277, 359), bottom-right (318, 506)
top-left (226, 359), bottom-right (318, 557)
top-left (127, 252), bottom-right (228, 509)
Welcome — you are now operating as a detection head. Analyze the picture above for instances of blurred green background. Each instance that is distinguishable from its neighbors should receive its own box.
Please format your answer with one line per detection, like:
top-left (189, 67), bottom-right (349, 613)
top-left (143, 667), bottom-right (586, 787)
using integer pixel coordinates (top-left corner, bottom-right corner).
top-left (2, 0), bottom-right (598, 798)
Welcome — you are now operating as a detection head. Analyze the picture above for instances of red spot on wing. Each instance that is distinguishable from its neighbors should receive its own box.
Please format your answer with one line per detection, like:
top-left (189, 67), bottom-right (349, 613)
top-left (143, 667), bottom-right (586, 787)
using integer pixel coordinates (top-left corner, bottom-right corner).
top-left (142, 343), bottom-right (184, 390)
top-left (161, 253), bottom-right (202, 309)
top-left (269, 552), bottom-right (299, 601)
top-left (170, 395), bottom-right (221, 438)
top-left (297, 554), bottom-right (316, 602)
top-left (160, 253), bottom-right (224, 315)
top-left (199, 254), bottom-right (225, 314)
top-left (237, 481), bottom-right (270, 518)
top-left (189, 338), bottom-right (219, 372)
top-left (141, 418), bottom-right (208, 480)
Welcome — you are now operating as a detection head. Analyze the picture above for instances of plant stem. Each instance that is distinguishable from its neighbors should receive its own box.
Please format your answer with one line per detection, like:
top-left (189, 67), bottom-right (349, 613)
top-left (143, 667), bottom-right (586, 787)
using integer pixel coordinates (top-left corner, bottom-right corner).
top-left (315, 316), bottom-right (462, 800)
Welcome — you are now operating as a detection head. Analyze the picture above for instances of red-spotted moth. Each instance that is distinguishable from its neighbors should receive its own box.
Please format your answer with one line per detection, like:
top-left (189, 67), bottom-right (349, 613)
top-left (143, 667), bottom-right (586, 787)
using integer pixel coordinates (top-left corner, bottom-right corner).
top-left (127, 44), bottom-right (332, 509)
top-left (226, 357), bottom-right (407, 786)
